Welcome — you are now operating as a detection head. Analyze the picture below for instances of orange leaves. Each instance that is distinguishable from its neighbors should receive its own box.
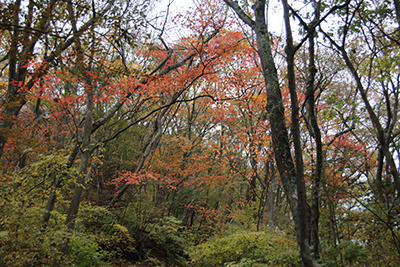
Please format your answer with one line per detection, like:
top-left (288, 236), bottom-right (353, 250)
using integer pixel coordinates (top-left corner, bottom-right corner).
top-left (10, 79), bottom-right (24, 88)
top-left (147, 133), bottom-right (229, 190)
top-left (331, 135), bottom-right (366, 152)
top-left (111, 170), bottom-right (158, 188)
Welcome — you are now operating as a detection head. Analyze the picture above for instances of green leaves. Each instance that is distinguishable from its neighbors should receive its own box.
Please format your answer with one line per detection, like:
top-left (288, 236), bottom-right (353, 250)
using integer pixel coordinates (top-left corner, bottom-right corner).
top-left (264, 32), bottom-right (275, 45)
top-left (189, 230), bottom-right (301, 267)
top-left (322, 240), bottom-right (369, 266)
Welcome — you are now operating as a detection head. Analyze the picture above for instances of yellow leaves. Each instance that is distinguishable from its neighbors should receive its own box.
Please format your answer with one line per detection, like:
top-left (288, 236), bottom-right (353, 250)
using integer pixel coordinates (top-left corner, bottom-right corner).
top-left (0, 231), bottom-right (8, 238)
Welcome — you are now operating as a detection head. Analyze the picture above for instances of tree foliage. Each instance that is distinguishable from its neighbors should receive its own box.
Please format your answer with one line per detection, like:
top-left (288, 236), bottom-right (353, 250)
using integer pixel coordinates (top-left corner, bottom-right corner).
top-left (0, 0), bottom-right (400, 266)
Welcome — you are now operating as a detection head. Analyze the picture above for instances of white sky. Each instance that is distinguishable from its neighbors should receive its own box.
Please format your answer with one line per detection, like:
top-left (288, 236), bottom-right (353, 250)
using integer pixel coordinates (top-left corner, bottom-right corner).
top-left (157, 0), bottom-right (286, 37)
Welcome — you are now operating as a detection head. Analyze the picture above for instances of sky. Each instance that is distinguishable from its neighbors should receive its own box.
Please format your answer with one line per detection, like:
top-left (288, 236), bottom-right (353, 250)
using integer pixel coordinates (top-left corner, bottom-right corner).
top-left (157, 0), bottom-right (287, 37)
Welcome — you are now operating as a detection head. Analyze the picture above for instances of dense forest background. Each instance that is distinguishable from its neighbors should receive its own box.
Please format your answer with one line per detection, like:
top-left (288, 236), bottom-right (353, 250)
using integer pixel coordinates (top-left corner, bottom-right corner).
top-left (0, 0), bottom-right (399, 266)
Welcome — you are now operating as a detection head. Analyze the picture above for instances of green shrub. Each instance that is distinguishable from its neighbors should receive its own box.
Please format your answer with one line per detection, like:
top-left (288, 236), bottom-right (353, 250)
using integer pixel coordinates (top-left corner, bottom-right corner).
top-left (75, 205), bottom-right (137, 263)
top-left (0, 207), bottom-right (71, 267)
top-left (321, 240), bottom-right (369, 267)
top-left (133, 216), bottom-right (190, 267)
top-left (76, 206), bottom-right (115, 234)
top-left (0, 230), bottom-right (67, 267)
top-left (67, 235), bottom-right (108, 267)
top-left (189, 229), bottom-right (301, 267)
top-left (96, 223), bottom-right (137, 262)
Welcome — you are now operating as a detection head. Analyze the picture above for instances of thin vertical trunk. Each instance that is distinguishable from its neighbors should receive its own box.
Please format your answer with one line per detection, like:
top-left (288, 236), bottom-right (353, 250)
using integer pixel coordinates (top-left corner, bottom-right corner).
top-left (327, 194), bottom-right (339, 246)
top-left (40, 177), bottom-right (60, 224)
top-left (375, 148), bottom-right (386, 202)
top-left (304, 6), bottom-right (322, 258)
top-left (281, 0), bottom-right (316, 265)
top-left (64, 0), bottom-right (96, 230)
top-left (266, 160), bottom-right (276, 227)
top-left (65, 85), bottom-right (94, 230)
top-left (223, 1), bottom-right (323, 266)
top-left (394, 0), bottom-right (400, 32)
top-left (248, 151), bottom-right (258, 203)
top-left (40, 142), bottom-right (80, 224)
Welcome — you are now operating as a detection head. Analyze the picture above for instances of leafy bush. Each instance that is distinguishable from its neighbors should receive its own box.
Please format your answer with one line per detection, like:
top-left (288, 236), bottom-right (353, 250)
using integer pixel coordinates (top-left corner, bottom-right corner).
top-left (0, 229), bottom-right (67, 267)
top-left (0, 151), bottom-right (81, 266)
top-left (132, 216), bottom-right (190, 267)
top-left (75, 205), bottom-right (137, 263)
top-left (76, 206), bottom-right (116, 234)
top-left (96, 223), bottom-right (137, 262)
top-left (67, 234), bottom-right (108, 267)
top-left (189, 229), bottom-right (301, 267)
top-left (321, 240), bottom-right (370, 267)
top-left (0, 205), bottom-right (111, 267)
top-left (0, 205), bottom-right (71, 267)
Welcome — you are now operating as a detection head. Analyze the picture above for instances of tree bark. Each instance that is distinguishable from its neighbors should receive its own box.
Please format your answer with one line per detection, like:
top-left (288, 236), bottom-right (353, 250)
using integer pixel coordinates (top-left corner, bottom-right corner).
top-left (394, 0), bottom-right (400, 31)
top-left (40, 142), bottom-right (80, 224)
top-left (65, 81), bottom-right (94, 230)
top-left (267, 171), bottom-right (276, 226)
top-left (302, 3), bottom-right (322, 258)
top-left (281, 0), bottom-right (319, 265)
top-left (223, 1), bottom-right (322, 266)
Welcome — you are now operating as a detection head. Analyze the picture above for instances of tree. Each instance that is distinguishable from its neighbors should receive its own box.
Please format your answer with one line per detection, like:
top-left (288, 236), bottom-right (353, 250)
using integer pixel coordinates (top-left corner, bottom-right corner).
top-left (319, 0), bottom-right (400, 199)
top-left (221, 1), bottom-right (323, 266)
top-left (2, 0), bottom-right (400, 265)
top-left (317, 0), bottom-right (400, 259)
top-left (0, 0), bottom-right (131, 158)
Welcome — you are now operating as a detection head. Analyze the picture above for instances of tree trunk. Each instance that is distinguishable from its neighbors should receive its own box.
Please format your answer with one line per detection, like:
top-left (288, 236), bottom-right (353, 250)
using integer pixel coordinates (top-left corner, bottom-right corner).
top-left (303, 11), bottom-right (322, 259)
top-left (223, 1), bottom-right (323, 266)
top-left (266, 160), bottom-right (276, 227)
top-left (40, 142), bottom-right (80, 224)
top-left (65, 84), bottom-right (94, 230)
top-left (281, 0), bottom-right (317, 265)
top-left (394, 0), bottom-right (400, 32)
